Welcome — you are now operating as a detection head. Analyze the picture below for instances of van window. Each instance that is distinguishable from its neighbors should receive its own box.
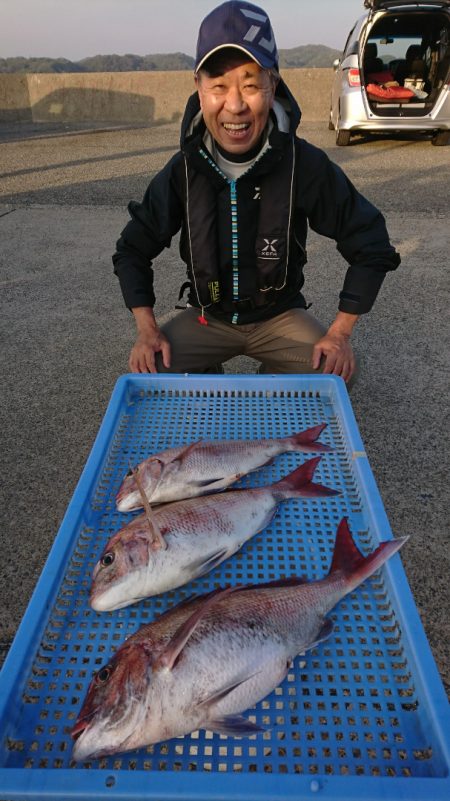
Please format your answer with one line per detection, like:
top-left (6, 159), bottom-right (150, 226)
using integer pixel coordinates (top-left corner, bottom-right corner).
top-left (368, 34), bottom-right (423, 64)
top-left (343, 25), bottom-right (359, 57)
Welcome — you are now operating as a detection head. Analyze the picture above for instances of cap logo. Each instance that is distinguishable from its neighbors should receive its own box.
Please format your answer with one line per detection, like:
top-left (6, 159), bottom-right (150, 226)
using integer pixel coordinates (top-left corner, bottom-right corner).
top-left (195, 2), bottom-right (278, 72)
top-left (241, 7), bottom-right (276, 54)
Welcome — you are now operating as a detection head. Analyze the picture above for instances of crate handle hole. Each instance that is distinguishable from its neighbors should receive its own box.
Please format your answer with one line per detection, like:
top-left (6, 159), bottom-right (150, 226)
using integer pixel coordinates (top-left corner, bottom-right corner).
top-left (105, 775), bottom-right (116, 788)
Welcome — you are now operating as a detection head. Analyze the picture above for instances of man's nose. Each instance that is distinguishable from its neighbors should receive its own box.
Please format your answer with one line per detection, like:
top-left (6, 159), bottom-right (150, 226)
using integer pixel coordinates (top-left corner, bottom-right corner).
top-left (224, 86), bottom-right (247, 113)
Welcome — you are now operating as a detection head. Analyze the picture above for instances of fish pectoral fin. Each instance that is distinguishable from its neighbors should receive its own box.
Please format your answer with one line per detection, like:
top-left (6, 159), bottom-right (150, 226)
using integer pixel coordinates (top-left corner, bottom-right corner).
top-left (306, 618), bottom-right (334, 651)
top-left (194, 474), bottom-right (242, 493)
top-left (191, 548), bottom-right (231, 577)
top-left (153, 586), bottom-right (236, 672)
top-left (198, 670), bottom-right (262, 710)
top-left (207, 715), bottom-right (265, 737)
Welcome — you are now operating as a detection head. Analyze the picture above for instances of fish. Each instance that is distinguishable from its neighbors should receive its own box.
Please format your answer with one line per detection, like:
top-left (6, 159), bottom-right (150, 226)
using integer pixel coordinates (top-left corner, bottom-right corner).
top-left (71, 518), bottom-right (407, 761)
top-left (91, 456), bottom-right (338, 611)
top-left (116, 423), bottom-right (332, 511)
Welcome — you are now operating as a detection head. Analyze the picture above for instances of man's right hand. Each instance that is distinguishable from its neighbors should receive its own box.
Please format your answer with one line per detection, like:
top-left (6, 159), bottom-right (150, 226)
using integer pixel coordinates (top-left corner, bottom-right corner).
top-left (129, 307), bottom-right (171, 373)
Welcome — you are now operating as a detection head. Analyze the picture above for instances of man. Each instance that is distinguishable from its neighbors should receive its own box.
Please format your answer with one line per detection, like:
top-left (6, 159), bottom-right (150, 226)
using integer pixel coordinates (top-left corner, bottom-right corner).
top-left (113, 1), bottom-right (400, 382)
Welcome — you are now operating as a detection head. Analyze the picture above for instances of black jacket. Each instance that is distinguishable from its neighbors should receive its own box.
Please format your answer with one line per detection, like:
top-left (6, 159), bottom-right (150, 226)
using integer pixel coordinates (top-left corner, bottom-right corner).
top-left (113, 79), bottom-right (400, 323)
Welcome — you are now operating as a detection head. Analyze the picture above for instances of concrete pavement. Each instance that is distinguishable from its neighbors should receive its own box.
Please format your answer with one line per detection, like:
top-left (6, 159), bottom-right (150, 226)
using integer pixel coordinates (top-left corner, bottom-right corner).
top-left (0, 120), bottom-right (449, 699)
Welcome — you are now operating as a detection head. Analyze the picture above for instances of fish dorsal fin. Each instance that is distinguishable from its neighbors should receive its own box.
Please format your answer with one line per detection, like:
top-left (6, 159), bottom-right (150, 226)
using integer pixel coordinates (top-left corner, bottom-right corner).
top-left (154, 586), bottom-right (236, 672)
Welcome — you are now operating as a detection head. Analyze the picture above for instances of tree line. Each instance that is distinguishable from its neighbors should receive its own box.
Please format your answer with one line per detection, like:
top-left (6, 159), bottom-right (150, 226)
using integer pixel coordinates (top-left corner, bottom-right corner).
top-left (0, 46), bottom-right (340, 74)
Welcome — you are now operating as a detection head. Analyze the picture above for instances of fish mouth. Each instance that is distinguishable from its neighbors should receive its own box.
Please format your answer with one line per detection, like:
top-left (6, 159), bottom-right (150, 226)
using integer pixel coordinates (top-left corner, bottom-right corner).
top-left (116, 490), bottom-right (139, 512)
top-left (71, 720), bottom-right (87, 742)
top-left (90, 580), bottom-right (145, 612)
top-left (70, 704), bottom-right (98, 740)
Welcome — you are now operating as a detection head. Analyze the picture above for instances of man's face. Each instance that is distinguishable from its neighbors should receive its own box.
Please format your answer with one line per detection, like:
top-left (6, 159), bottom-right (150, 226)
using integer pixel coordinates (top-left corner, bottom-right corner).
top-left (195, 60), bottom-right (276, 155)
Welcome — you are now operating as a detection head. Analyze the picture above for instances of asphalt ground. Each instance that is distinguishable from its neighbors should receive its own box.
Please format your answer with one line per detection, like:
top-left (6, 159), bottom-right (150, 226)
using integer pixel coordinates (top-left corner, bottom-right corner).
top-left (0, 119), bottom-right (449, 705)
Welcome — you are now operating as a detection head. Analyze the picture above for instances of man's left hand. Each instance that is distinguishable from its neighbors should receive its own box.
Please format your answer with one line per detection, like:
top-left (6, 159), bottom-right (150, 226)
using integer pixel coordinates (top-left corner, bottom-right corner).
top-left (311, 311), bottom-right (359, 383)
top-left (312, 331), bottom-right (355, 382)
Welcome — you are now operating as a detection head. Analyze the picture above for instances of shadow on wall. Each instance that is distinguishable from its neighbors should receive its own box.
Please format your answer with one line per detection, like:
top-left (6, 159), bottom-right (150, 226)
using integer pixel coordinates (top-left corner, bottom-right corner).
top-left (0, 106), bottom-right (32, 122)
top-left (30, 87), bottom-right (159, 124)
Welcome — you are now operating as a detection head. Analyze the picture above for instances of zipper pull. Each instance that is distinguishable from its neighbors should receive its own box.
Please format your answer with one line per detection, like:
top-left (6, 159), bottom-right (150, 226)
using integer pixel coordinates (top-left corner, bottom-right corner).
top-left (197, 307), bottom-right (208, 326)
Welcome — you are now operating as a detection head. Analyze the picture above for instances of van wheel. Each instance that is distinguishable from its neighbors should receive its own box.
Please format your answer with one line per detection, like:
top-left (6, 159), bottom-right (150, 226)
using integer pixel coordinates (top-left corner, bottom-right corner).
top-left (431, 130), bottom-right (450, 146)
top-left (336, 129), bottom-right (351, 146)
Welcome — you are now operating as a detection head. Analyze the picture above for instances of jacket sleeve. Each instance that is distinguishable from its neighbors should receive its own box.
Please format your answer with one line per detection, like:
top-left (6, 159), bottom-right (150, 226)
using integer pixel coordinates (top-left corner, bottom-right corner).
top-left (296, 140), bottom-right (400, 314)
top-left (112, 153), bottom-right (184, 309)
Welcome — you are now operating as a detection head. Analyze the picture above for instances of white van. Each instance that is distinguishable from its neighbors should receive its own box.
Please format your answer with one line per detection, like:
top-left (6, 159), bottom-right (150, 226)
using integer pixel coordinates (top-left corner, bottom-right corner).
top-left (329, 0), bottom-right (450, 145)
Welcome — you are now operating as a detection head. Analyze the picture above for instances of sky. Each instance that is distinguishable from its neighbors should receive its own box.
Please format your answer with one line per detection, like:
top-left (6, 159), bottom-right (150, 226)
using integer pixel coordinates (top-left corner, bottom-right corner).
top-left (1, 0), bottom-right (368, 60)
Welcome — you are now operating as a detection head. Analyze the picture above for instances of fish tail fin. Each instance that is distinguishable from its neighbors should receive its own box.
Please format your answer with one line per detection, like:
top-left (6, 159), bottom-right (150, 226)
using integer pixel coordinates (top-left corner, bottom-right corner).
top-left (329, 517), bottom-right (408, 592)
top-left (288, 423), bottom-right (332, 452)
top-left (274, 456), bottom-right (339, 499)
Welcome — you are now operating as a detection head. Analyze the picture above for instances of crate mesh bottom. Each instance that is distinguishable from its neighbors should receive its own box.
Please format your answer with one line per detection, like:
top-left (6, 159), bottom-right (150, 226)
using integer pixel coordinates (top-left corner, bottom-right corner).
top-left (2, 384), bottom-right (441, 779)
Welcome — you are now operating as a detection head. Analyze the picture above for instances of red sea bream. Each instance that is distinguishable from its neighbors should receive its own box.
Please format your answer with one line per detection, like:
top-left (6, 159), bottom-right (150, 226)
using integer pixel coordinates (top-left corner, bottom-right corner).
top-left (116, 424), bottom-right (332, 510)
top-left (91, 456), bottom-right (337, 610)
top-left (72, 519), bottom-right (407, 760)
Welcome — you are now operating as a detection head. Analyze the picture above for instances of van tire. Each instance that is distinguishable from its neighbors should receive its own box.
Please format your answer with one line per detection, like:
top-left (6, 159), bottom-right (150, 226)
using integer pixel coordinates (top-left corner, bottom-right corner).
top-left (336, 129), bottom-right (351, 146)
top-left (431, 131), bottom-right (450, 146)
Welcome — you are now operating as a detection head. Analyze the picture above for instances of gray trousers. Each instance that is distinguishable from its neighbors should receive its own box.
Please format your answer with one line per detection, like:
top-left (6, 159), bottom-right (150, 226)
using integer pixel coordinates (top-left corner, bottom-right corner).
top-left (156, 307), bottom-right (328, 374)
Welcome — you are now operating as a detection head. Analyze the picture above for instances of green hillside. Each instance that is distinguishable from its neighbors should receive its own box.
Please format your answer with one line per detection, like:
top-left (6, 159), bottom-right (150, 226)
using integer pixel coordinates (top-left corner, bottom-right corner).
top-left (0, 45), bottom-right (340, 73)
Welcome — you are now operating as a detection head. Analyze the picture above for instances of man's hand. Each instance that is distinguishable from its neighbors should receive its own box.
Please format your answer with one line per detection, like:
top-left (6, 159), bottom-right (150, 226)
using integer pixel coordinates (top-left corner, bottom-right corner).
top-left (129, 307), bottom-right (171, 373)
top-left (312, 311), bottom-right (358, 383)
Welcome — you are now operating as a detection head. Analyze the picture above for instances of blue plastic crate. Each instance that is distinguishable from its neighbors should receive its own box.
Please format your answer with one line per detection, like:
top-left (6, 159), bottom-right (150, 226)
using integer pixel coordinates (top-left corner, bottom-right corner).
top-left (0, 374), bottom-right (448, 800)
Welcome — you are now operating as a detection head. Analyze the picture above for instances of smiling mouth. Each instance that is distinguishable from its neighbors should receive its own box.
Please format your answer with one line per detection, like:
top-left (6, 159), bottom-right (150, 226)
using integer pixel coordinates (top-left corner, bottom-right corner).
top-left (222, 122), bottom-right (251, 135)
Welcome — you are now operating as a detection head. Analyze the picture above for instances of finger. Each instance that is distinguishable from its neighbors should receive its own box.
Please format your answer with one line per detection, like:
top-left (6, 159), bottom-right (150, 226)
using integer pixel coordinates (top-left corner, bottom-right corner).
top-left (129, 350), bottom-right (140, 373)
top-left (312, 343), bottom-right (324, 370)
top-left (143, 349), bottom-right (157, 374)
top-left (331, 356), bottom-right (346, 377)
top-left (339, 350), bottom-right (355, 382)
top-left (322, 351), bottom-right (338, 375)
top-left (340, 361), bottom-right (352, 382)
top-left (160, 340), bottom-right (171, 369)
top-left (344, 359), bottom-right (356, 383)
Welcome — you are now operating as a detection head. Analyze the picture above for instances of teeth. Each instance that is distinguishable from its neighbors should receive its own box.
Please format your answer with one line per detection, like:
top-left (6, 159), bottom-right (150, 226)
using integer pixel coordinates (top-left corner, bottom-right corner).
top-left (223, 123), bottom-right (250, 130)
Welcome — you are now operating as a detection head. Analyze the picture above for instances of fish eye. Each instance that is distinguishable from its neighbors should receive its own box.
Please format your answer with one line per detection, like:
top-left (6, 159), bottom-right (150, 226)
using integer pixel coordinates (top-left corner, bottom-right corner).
top-left (126, 468), bottom-right (133, 477)
top-left (95, 665), bottom-right (112, 685)
top-left (101, 552), bottom-right (115, 567)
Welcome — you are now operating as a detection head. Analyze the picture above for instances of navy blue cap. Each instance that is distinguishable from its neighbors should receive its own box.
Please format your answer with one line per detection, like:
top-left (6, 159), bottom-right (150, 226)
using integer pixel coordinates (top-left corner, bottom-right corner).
top-left (195, 1), bottom-right (278, 73)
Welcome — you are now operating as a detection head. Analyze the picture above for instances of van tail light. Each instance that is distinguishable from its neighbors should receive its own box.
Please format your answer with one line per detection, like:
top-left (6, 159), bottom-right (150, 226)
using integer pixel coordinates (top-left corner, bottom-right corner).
top-left (347, 68), bottom-right (361, 87)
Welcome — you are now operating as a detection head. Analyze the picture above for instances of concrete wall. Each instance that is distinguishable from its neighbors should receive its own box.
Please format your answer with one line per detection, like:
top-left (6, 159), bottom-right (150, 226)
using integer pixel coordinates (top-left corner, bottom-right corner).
top-left (0, 73), bottom-right (32, 122)
top-left (0, 68), bottom-right (333, 125)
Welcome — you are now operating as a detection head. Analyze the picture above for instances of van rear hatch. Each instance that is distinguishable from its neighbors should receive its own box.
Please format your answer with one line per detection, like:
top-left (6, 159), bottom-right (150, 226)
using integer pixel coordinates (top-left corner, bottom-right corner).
top-left (364, 1), bottom-right (450, 9)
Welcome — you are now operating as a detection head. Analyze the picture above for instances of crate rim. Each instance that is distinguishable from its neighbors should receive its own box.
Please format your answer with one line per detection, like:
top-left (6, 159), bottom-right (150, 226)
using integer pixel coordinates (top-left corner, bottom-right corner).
top-left (0, 766), bottom-right (450, 800)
